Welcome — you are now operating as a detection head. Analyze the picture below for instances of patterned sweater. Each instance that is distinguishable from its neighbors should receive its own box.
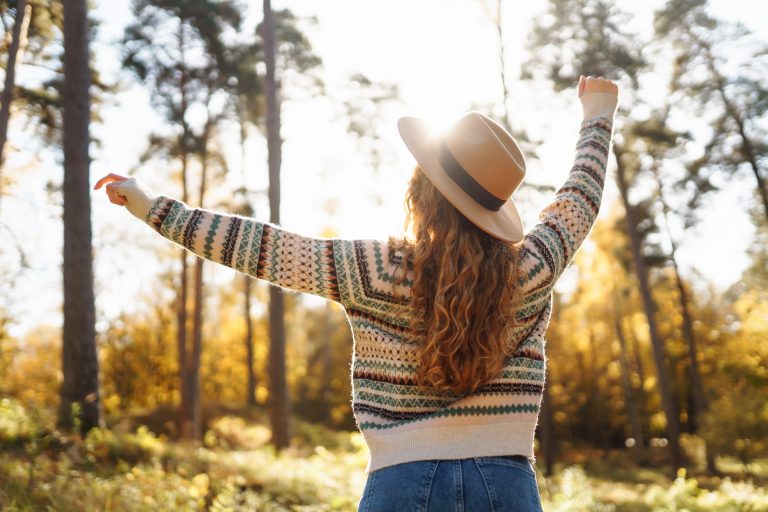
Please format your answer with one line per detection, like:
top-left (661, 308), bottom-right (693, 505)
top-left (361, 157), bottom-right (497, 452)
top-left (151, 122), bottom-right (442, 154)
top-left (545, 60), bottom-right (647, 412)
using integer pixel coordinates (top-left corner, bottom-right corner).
top-left (117, 112), bottom-right (614, 473)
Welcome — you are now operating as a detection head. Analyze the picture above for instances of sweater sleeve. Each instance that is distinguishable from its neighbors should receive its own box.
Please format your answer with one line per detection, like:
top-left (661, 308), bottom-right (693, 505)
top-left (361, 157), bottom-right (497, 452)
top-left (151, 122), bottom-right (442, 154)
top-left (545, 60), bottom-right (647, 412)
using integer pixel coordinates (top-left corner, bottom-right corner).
top-left (116, 178), bottom-right (354, 307)
top-left (518, 111), bottom-right (615, 312)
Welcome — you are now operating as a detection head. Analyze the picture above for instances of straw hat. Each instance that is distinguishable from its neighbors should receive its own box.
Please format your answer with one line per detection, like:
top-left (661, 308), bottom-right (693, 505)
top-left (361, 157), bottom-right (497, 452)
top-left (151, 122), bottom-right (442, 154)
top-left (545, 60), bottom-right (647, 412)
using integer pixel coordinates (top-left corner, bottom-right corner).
top-left (398, 111), bottom-right (527, 242)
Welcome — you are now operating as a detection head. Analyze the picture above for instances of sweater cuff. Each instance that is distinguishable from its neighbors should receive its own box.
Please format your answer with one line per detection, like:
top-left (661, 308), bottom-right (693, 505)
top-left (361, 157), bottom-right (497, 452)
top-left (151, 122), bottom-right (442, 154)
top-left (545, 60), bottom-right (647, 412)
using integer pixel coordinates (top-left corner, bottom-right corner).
top-left (581, 91), bottom-right (618, 121)
top-left (116, 177), bottom-right (159, 222)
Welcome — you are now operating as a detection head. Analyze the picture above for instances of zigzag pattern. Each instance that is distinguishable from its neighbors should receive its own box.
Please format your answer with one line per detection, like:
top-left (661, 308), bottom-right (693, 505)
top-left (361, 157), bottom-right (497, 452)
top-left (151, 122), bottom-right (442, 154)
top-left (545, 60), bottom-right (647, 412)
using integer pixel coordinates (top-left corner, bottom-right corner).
top-left (203, 214), bottom-right (222, 260)
top-left (358, 403), bottom-right (541, 430)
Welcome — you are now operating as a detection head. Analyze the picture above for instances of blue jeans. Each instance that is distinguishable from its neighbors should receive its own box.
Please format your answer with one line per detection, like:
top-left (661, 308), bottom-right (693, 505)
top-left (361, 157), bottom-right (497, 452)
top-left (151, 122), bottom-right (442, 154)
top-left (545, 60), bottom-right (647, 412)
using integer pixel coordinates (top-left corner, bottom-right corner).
top-left (357, 455), bottom-right (543, 512)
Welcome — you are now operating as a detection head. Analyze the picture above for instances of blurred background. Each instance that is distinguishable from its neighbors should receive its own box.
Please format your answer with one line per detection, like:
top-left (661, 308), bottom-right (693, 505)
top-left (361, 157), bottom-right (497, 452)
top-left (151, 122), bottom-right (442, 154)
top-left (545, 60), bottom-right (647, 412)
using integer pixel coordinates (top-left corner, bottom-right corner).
top-left (0, 0), bottom-right (766, 510)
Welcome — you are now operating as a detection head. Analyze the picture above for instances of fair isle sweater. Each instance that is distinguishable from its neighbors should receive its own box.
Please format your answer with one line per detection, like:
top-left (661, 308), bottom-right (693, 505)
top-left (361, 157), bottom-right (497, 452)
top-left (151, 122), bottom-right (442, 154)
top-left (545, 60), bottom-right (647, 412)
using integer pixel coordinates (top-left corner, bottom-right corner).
top-left (117, 110), bottom-right (614, 473)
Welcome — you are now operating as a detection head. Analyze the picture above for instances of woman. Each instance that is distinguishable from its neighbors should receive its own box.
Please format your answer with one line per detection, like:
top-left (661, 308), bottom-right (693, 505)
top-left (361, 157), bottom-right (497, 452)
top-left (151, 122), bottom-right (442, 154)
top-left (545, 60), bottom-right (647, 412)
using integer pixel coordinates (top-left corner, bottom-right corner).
top-left (96, 75), bottom-right (618, 511)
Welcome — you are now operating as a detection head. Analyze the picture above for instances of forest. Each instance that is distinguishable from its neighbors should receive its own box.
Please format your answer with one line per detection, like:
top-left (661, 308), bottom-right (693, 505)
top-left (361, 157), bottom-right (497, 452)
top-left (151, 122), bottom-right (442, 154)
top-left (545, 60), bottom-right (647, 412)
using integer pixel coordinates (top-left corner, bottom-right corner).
top-left (0, 0), bottom-right (766, 510)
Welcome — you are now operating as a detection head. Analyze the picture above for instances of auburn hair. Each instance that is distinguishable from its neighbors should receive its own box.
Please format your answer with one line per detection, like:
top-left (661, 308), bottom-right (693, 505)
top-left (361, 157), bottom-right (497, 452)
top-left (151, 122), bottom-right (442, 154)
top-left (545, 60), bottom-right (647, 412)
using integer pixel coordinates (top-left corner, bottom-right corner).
top-left (394, 165), bottom-right (523, 395)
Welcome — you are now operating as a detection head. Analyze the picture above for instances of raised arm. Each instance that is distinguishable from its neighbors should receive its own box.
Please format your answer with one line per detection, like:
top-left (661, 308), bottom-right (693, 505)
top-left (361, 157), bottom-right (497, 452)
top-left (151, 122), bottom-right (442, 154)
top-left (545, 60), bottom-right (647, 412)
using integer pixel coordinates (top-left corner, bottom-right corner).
top-left (96, 176), bottom-right (356, 307)
top-left (518, 76), bottom-right (618, 310)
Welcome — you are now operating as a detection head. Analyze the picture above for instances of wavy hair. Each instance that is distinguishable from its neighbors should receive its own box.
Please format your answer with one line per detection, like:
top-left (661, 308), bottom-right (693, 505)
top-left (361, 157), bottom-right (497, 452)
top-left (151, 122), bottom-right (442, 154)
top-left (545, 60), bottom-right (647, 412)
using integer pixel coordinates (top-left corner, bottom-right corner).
top-left (394, 165), bottom-right (523, 395)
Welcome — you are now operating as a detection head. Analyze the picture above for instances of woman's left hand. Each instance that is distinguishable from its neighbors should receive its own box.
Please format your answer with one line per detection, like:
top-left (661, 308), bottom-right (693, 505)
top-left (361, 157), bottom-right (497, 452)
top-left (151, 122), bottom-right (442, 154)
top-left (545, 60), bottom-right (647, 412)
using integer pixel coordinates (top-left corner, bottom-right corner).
top-left (94, 173), bottom-right (130, 206)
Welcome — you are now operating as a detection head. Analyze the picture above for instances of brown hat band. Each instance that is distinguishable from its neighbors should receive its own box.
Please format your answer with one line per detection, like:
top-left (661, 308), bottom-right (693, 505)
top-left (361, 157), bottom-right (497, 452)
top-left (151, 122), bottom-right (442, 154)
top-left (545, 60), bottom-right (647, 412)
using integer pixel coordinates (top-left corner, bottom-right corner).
top-left (438, 141), bottom-right (506, 212)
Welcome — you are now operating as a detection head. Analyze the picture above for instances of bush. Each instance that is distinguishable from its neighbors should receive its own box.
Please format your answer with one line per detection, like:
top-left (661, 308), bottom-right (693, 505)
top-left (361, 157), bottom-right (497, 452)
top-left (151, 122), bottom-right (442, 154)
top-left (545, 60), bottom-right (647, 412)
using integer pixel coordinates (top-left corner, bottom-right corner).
top-left (0, 398), bottom-right (35, 445)
top-left (203, 416), bottom-right (271, 450)
top-left (83, 426), bottom-right (161, 467)
top-left (701, 388), bottom-right (768, 470)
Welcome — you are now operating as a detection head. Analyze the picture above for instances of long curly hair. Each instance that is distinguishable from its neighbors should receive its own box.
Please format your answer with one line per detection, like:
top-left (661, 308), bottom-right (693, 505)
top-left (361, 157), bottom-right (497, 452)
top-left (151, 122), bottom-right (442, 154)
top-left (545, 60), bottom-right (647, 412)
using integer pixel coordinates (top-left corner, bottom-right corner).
top-left (395, 165), bottom-right (524, 395)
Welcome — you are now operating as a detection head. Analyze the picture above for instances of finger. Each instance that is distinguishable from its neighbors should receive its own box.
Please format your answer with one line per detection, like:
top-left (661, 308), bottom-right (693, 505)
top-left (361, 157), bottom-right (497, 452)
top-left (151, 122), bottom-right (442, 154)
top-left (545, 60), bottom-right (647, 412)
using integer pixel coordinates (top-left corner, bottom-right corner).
top-left (105, 186), bottom-right (121, 206)
top-left (106, 182), bottom-right (127, 206)
top-left (94, 173), bottom-right (129, 190)
top-left (107, 183), bottom-right (127, 206)
top-left (94, 173), bottom-right (128, 190)
top-left (584, 77), bottom-right (616, 94)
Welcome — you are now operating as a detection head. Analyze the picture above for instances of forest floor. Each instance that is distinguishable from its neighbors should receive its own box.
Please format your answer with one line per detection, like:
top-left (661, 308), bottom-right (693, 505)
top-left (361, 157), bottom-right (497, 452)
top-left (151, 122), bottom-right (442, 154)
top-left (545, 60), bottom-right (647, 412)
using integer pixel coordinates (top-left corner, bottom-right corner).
top-left (1, 399), bottom-right (767, 511)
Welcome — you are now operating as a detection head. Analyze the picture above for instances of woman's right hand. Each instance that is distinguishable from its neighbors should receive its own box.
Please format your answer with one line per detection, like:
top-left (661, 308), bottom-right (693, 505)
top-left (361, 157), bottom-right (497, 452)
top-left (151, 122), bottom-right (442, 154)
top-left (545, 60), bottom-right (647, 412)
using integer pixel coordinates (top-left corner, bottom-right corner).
top-left (578, 75), bottom-right (619, 119)
top-left (94, 173), bottom-right (131, 206)
top-left (94, 173), bottom-right (158, 221)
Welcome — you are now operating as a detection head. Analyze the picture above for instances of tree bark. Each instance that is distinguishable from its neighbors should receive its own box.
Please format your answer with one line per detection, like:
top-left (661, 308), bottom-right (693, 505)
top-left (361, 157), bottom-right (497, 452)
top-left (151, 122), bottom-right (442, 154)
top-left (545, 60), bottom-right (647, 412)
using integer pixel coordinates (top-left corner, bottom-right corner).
top-left (188, 111), bottom-right (212, 442)
top-left (539, 293), bottom-right (561, 477)
top-left (59, 0), bottom-right (101, 434)
top-left (540, 381), bottom-right (556, 477)
top-left (177, 21), bottom-right (192, 440)
top-left (614, 143), bottom-right (684, 472)
top-left (244, 274), bottom-right (257, 406)
top-left (189, 256), bottom-right (203, 441)
top-left (321, 301), bottom-right (333, 424)
top-left (262, 0), bottom-right (291, 450)
top-left (0, 0), bottom-right (31, 199)
top-left (613, 304), bottom-right (646, 464)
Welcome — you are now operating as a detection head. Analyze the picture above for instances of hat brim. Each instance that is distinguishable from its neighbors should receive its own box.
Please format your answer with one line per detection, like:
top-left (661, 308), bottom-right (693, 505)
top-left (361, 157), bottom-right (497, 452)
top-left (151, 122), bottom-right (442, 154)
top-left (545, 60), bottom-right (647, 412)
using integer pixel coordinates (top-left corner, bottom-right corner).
top-left (398, 116), bottom-right (525, 243)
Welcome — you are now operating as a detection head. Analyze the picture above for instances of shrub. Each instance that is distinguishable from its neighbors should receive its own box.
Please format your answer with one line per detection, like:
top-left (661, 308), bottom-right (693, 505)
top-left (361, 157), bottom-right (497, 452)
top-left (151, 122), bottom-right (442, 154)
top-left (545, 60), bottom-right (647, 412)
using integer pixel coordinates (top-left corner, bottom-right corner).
top-left (0, 398), bottom-right (35, 445)
top-left (83, 426), bottom-right (161, 467)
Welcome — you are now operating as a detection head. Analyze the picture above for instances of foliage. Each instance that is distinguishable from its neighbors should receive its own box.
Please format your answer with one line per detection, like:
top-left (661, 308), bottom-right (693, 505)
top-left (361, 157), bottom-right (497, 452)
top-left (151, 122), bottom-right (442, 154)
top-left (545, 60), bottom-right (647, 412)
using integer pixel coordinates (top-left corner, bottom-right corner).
top-left (699, 288), bottom-right (768, 467)
top-left (0, 398), bottom-right (34, 444)
top-left (1, 402), bottom-right (767, 511)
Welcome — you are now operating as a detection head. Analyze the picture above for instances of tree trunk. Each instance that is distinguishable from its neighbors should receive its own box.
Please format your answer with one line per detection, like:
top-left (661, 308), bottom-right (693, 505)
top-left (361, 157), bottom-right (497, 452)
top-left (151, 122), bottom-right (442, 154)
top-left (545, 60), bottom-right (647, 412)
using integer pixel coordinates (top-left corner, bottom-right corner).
top-left (614, 143), bottom-right (684, 472)
top-left (588, 327), bottom-right (610, 450)
top-left (614, 305), bottom-right (646, 464)
top-left (177, 22), bottom-right (192, 441)
top-left (189, 256), bottom-right (203, 441)
top-left (321, 302), bottom-right (333, 424)
top-left (188, 113), bottom-right (212, 442)
top-left (540, 382), bottom-right (556, 477)
top-left (262, 0), bottom-right (291, 450)
top-left (539, 293), bottom-right (561, 477)
top-left (59, 0), bottom-right (100, 435)
top-left (244, 275), bottom-right (257, 406)
top-left (495, 0), bottom-right (512, 132)
top-left (0, 0), bottom-right (31, 206)
top-left (652, 167), bottom-right (717, 474)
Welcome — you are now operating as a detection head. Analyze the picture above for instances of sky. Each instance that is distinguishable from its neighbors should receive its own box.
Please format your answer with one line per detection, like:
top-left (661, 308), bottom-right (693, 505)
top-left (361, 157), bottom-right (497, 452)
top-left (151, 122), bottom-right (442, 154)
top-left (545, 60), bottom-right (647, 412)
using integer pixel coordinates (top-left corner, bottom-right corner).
top-left (1, 0), bottom-right (766, 337)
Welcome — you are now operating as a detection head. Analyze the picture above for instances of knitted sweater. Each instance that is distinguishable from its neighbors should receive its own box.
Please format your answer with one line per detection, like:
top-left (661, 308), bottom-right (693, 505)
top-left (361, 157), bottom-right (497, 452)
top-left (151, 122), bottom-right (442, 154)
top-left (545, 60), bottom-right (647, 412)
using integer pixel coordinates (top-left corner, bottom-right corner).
top-left (117, 107), bottom-right (615, 473)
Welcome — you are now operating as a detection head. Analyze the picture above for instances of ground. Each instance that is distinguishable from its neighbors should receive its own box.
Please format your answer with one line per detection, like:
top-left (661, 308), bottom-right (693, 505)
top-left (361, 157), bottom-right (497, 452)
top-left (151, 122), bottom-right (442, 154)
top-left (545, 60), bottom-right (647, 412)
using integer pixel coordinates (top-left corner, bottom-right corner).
top-left (1, 402), bottom-right (767, 511)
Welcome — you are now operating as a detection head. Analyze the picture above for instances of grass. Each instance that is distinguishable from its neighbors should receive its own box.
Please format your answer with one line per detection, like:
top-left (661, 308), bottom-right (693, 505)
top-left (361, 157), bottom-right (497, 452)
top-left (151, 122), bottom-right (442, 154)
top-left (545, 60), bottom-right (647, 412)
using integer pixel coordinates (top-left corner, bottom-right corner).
top-left (1, 399), bottom-right (767, 511)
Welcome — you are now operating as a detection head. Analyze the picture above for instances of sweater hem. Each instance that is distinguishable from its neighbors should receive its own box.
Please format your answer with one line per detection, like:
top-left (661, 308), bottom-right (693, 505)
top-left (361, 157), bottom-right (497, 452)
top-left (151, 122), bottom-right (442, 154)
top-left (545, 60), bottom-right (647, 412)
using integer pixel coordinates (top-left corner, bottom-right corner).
top-left (363, 420), bottom-right (538, 473)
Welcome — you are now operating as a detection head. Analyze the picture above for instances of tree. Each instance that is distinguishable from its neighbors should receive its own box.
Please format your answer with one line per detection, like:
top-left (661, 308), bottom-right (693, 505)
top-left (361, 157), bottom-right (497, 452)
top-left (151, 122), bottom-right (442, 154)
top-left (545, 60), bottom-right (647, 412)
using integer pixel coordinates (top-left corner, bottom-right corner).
top-left (188, 79), bottom-right (232, 440)
top-left (260, 0), bottom-right (290, 450)
top-left (121, 0), bottom-right (242, 440)
top-left (613, 139), bottom-right (684, 470)
top-left (0, 1), bottom-right (110, 213)
top-left (0, 0), bottom-right (32, 172)
top-left (0, 0), bottom-right (61, 216)
top-left (628, 110), bottom-right (716, 473)
top-left (655, 0), bottom-right (768, 225)
top-left (58, 0), bottom-right (99, 434)
top-left (228, 38), bottom-right (263, 410)
top-left (248, 4), bottom-right (322, 450)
